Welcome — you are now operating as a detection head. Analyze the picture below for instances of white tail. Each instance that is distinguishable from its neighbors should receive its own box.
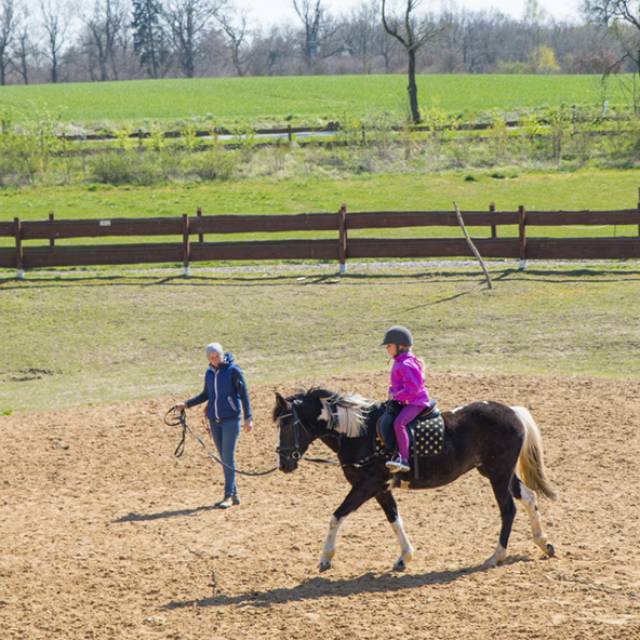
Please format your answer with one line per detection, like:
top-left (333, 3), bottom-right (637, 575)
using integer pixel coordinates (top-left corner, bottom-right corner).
top-left (511, 406), bottom-right (557, 501)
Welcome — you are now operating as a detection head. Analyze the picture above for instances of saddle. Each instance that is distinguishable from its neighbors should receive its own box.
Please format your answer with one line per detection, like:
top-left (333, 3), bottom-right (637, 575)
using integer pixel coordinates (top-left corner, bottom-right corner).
top-left (377, 403), bottom-right (446, 480)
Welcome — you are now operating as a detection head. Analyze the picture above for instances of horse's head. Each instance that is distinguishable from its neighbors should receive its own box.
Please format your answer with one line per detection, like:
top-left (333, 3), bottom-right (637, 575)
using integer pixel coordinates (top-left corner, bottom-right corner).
top-left (273, 388), bottom-right (374, 473)
top-left (273, 391), bottom-right (320, 473)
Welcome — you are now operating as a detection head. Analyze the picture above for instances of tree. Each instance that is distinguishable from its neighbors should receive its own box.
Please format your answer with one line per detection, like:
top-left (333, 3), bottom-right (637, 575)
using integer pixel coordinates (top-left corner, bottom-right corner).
top-left (0, 0), bottom-right (15, 85)
top-left (381, 0), bottom-right (439, 123)
top-left (583, 1), bottom-right (640, 107)
top-left (163, 0), bottom-right (220, 78)
top-left (83, 0), bottom-right (127, 81)
top-left (40, 0), bottom-right (71, 83)
top-left (344, 0), bottom-right (384, 73)
top-left (528, 44), bottom-right (560, 73)
top-left (293, 0), bottom-right (322, 69)
top-left (132, 0), bottom-right (167, 78)
top-left (11, 1), bottom-right (30, 83)
top-left (216, 9), bottom-right (252, 77)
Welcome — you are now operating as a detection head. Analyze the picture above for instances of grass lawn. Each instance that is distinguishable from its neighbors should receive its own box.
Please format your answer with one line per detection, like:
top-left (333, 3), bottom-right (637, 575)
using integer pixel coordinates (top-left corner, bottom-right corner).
top-left (1, 169), bottom-right (639, 251)
top-left (0, 74), bottom-right (631, 128)
top-left (1, 263), bottom-right (639, 414)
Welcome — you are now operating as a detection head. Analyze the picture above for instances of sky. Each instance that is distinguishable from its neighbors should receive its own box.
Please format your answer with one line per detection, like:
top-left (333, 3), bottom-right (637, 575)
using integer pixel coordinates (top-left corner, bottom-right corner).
top-left (21, 0), bottom-right (585, 27)
top-left (239, 0), bottom-right (584, 26)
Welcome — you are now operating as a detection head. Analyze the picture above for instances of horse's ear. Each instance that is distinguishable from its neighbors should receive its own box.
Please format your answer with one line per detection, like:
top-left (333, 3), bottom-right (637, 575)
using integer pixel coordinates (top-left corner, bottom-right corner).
top-left (273, 391), bottom-right (290, 421)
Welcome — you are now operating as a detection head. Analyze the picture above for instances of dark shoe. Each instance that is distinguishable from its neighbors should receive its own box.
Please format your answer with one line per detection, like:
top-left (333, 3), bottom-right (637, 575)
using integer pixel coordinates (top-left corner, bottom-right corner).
top-left (231, 495), bottom-right (240, 506)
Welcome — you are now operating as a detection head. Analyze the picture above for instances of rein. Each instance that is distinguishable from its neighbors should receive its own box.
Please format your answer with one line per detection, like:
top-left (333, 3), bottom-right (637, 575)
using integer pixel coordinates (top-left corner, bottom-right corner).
top-left (164, 407), bottom-right (279, 477)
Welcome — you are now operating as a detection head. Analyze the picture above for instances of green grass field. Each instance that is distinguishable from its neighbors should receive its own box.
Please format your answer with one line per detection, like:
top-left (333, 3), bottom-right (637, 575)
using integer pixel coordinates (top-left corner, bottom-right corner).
top-left (1, 264), bottom-right (639, 414)
top-left (0, 74), bottom-right (629, 127)
top-left (2, 169), bottom-right (639, 249)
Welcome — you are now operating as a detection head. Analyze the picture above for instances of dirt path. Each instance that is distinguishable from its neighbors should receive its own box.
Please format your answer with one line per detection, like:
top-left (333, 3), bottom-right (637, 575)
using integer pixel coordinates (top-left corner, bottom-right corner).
top-left (1, 372), bottom-right (639, 639)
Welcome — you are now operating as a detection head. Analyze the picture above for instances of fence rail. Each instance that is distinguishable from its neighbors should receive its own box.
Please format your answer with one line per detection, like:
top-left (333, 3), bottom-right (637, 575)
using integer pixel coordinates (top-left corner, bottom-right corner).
top-left (2, 203), bottom-right (640, 278)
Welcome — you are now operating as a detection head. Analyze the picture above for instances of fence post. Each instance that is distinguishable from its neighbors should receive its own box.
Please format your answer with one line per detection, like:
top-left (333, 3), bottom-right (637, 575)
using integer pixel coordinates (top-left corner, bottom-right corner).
top-left (49, 212), bottom-right (55, 248)
top-left (287, 124), bottom-right (293, 145)
top-left (637, 187), bottom-right (640, 237)
top-left (518, 205), bottom-right (527, 271)
top-left (489, 202), bottom-right (497, 239)
top-left (14, 217), bottom-right (24, 280)
top-left (338, 204), bottom-right (348, 274)
top-left (197, 207), bottom-right (204, 244)
top-left (182, 214), bottom-right (191, 277)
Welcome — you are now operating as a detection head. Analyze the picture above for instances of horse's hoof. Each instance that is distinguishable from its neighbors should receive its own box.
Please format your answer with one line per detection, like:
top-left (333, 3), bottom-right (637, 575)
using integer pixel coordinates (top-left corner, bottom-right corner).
top-left (545, 543), bottom-right (556, 558)
top-left (485, 546), bottom-right (507, 568)
top-left (319, 561), bottom-right (331, 573)
top-left (392, 559), bottom-right (406, 572)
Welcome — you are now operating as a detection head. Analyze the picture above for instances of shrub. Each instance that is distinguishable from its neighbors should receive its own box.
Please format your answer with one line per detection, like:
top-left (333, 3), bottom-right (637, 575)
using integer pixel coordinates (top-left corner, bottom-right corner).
top-left (182, 148), bottom-right (239, 181)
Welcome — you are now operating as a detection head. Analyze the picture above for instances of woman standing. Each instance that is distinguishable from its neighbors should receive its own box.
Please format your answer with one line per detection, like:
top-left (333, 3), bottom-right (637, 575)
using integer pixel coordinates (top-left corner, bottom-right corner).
top-left (176, 343), bottom-right (253, 509)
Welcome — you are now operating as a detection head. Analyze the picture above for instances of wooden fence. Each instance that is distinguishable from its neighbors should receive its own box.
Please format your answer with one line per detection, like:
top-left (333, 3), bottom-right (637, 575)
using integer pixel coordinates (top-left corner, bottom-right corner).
top-left (1, 204), bottom-right (640, 278)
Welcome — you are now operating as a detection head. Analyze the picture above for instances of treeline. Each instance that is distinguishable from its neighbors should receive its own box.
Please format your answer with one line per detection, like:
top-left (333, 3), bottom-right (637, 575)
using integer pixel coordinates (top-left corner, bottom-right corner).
top-left (0, 0), bottom-right (636, 85)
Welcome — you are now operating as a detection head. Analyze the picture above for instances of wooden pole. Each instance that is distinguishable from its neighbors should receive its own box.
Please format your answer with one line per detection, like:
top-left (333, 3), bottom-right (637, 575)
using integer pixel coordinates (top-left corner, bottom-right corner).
top-left (518, 205), bottom-right (527, 271)
top-left (338, 204), bottom-right (348, 274)
top-left (637, 187), bottom-right (640, 237)
top-left (287, 124), bottom-right (293, 145)
top-left (49, 212), bottom-right (55, 248)
top-left (197, 207), bottom-right (204, 244)
top-left (14, 217), bottom-right (24, 279)
top-left (453, 202), bottom-right (492, 290)
top-left (182, 214), bottom-right (191, 277)
top-left (489, 202), bottom-right (497, 238)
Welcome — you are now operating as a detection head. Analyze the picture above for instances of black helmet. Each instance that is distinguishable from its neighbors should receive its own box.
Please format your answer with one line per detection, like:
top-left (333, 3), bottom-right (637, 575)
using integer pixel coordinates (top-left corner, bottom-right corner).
top-left (381, 325), bottom-right (413, 347)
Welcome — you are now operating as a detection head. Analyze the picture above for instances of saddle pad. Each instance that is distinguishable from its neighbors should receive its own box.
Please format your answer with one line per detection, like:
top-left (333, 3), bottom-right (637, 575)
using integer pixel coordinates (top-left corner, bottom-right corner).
top-left (411, 414), bottom-right (445, 457)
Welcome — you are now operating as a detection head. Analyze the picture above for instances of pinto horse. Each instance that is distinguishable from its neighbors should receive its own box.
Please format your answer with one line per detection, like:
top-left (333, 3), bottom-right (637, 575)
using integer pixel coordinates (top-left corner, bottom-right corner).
top-left (274, 388), bottom-right (556, 572)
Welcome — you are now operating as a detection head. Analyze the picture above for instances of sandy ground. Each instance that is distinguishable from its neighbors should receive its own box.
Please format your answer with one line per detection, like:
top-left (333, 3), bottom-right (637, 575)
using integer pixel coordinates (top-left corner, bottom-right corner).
top-left (1, 371), bottom-right (639, 640)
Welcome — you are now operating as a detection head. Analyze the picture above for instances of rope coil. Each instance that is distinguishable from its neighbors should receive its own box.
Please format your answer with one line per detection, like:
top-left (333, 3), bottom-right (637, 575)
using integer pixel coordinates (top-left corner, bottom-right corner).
top-left (163, 406), bottom-right (279, 477)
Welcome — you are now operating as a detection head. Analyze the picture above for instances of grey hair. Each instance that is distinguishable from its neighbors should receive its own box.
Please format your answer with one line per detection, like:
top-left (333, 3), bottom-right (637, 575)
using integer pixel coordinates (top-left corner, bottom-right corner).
top-left (205, 342), bottom-right (224, 356)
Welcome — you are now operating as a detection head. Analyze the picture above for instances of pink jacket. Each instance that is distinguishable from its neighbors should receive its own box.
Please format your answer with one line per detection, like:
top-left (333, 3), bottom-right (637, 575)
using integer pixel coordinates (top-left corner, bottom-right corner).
top-left (389, 351), bottom-right (431, 406)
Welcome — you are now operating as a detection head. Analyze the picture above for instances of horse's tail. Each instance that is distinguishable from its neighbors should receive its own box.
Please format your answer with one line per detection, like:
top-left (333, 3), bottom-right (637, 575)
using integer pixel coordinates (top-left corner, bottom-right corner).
top-left (511, 406), bottom-right (557, 501)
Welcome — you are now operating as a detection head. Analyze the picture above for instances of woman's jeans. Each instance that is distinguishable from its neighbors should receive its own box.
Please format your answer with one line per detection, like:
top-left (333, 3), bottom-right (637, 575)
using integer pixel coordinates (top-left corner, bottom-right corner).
top-left (209, 416), bottom-right (241, 498)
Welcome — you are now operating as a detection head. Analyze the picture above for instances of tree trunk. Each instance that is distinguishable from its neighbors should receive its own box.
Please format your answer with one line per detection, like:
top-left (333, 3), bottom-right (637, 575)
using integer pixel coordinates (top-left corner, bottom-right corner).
top-left (51, 54), bottom-right (58, 83)
top-left (407, 48), bottom-right (420, 124)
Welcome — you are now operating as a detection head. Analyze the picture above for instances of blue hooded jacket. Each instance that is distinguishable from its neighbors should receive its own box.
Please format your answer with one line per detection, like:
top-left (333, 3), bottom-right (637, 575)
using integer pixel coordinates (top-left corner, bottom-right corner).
top-left (185, 352), bottom-right (252, 423)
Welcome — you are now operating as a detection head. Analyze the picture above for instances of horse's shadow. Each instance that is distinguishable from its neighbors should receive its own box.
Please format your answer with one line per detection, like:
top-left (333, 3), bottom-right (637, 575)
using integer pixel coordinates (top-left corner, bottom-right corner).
top-left (162, 555), bottom-right (531, 610)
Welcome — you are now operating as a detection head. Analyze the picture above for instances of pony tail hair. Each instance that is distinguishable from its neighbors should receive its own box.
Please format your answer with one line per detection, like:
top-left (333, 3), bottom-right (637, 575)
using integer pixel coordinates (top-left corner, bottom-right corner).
top-left (512, 406), bottom-right (557, 501)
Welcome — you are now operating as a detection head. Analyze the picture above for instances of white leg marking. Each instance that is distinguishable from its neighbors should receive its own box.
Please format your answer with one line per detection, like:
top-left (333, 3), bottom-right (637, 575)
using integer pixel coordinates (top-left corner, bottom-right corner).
top-left (391, 515), bottom-right (414, 570)
top-left (319, 515), bottom-right (344, 571)
top-left (485, 544), bottom-right (507, 567)
top-left (518, 483), bottom-right (554, 557)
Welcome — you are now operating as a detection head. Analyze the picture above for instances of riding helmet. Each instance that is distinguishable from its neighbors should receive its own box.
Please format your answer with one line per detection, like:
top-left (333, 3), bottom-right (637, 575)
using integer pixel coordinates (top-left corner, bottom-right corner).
top-left (381, 325), bottom-right (414, 347)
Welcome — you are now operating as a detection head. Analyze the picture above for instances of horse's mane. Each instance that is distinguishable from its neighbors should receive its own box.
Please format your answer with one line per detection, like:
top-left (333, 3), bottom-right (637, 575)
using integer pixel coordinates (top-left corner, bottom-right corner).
top-left (306, 387), bottom-right (374, 438)
top-left (273, 387), bottom-right (375, 437)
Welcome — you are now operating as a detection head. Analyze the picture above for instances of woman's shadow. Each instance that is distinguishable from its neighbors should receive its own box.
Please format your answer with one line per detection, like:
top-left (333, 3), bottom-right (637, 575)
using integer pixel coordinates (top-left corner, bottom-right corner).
top-left (162, 555), bottom-right (530, 610)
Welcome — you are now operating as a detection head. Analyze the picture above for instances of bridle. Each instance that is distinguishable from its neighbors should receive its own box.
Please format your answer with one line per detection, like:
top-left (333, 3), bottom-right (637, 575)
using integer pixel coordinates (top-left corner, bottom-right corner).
top-left (275, 403), bottom-right (311, 463)
top-left (275, 401), bottom-right (384, 469)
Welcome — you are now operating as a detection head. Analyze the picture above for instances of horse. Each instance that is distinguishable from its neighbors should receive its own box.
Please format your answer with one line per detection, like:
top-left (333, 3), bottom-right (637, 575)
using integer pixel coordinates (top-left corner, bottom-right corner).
top-left (273, 388), bottom-right (556, 572)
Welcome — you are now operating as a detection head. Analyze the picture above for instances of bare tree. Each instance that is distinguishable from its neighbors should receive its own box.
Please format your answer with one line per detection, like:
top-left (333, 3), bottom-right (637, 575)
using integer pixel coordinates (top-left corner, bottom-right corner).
top-left (344, 0), bottom-right (384, 73)
top-left (583, 1), bottom-right (640, 107)
top-left (292, 0), bottom-right (324, 69)
top-left (163, 0), bottom-right (221, 78)
top-left (0, 0), bottom-right (16, 85)
top-left (10, 1), bottom-right (30, 83)
top-left (381, 0), bottom-right (440, 123)
top-left (83, 0), bottom-right (127, 82)
top-left (40, 0), bottom-right (71, 83)
top-left (216, 9), bottom-right (252, 76)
